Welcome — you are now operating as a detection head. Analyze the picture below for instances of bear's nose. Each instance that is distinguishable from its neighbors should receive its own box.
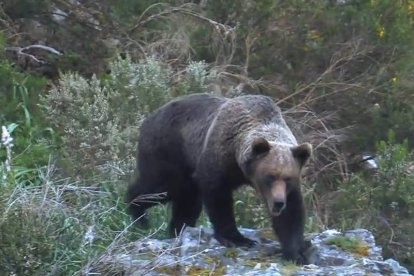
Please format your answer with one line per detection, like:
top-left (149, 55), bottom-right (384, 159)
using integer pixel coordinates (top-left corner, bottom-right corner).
top-left (272, 200), bottom-right (286, 215)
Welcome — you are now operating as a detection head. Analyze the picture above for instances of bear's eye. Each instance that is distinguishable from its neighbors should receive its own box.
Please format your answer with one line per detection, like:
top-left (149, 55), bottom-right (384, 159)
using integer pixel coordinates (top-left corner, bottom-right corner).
top-left (283, 177), bottom-right (292, 183)
top-left (264, 174), bottom-right (276, 184)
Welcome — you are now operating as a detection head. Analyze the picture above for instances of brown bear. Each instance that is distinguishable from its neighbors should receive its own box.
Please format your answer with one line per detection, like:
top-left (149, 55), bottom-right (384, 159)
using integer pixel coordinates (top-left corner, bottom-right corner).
top-left (126, 93), bottom-right (316, 264)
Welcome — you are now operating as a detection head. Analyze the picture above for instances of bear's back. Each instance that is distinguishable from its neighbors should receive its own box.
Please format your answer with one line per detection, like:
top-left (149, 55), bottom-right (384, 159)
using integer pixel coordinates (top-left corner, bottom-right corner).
top-left (142, 93), bottom-right (225, 130)
top-left (232, 95), bottom-right (284, 124)
top-left (138, 93), bottom-right (227, 169)
top-left (138, 93), bottom-right (294, 170)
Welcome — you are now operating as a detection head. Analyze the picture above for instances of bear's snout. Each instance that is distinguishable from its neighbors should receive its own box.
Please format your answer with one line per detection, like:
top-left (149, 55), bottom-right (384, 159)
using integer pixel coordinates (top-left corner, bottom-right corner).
top-left (272, 199), bottom-right (286, 216)
top-left (269, 180), bottom-right (286, 216)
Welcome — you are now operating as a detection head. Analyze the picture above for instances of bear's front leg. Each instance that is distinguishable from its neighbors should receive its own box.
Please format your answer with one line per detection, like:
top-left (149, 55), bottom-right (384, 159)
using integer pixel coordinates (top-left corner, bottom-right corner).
top-left (271, 189), bottom-right (318, 264)
top-left (202, 185), bottom-right (256, 247)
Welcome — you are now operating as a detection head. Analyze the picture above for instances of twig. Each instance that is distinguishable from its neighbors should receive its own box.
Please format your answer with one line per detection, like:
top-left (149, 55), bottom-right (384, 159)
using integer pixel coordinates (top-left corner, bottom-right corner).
top-left (277, 39), bottom-right (369, 105)
top-left (130, 6), bottom-right (233, 38)
top-left (5, 44), bottom-right (63, 64)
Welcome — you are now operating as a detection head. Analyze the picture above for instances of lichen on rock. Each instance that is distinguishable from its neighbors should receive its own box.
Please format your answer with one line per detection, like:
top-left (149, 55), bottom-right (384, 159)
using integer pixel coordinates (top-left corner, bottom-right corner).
top-left (93, 227), bottom-right (412, 276)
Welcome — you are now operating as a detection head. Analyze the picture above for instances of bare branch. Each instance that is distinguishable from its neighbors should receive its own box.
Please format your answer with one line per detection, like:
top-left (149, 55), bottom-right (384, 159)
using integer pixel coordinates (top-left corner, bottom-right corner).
top-left (5, 44), bottom-right (63, 64)
top-left (277, 39), bottom-right (371, 106)
top-left (129, 5), bottom-right (234, 39)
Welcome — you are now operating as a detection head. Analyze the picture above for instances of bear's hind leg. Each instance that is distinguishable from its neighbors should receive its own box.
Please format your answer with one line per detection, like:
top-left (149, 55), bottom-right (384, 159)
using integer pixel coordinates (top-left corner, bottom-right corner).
top-left (168, 182), bottom-right (202, 237)
top-left (126, 175), bottom-right (169, 227)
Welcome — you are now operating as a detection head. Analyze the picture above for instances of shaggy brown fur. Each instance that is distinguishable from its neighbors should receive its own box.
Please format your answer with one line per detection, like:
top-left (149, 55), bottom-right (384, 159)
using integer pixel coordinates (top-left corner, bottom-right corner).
top-left (126, 93), bottom-right (316, 264)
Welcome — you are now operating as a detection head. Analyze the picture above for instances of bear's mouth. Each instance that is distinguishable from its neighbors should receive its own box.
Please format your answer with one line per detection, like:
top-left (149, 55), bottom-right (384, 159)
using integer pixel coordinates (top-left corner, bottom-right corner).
top-left (270, 200), bottom-right (286, 216)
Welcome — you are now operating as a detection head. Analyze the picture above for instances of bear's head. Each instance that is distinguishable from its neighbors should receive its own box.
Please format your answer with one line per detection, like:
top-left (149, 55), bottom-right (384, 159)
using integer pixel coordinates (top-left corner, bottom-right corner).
top-left (242, 137), bottom-right (312, 216)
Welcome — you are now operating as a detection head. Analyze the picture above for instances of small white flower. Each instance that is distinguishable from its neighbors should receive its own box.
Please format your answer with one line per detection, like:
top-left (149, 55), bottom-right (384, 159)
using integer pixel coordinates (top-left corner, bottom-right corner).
top-left (1, 125), bottom-right (13, 172)
top-left (83, 225), bottom-right (95, 245)
top-left (1, 126), bottom-right (13, 146)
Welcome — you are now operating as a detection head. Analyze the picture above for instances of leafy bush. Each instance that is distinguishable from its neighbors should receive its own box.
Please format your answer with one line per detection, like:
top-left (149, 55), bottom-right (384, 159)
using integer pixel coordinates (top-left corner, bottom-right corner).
top-left (329, 131), bottom-right (414, 270)
top-left (42, 55), bottom-right (213, 176)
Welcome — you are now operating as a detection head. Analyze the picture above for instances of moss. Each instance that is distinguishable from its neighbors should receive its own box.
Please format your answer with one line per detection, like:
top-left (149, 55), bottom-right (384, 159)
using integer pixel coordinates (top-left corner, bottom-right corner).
top-left (155, 264), bottom-right (181, 275)
top-left (186, 265), bottom-right (225, 276)
top-left (326, 236), bottom-right (370, 256)
top-left (203, 255), bottom-right (220, 264)
top-left (243, 257), bottom-right (269, 267)
top-left (278, 260), bottom-right (298, 275)
top-left (223, 247), bottom-right (239, 258)
top-left (191, 256), bottom-right (226, 276)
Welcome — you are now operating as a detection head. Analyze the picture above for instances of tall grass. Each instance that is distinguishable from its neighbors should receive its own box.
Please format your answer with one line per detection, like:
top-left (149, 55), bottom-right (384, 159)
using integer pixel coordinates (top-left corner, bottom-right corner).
top-left (0, 161), bottom-right (146, 275)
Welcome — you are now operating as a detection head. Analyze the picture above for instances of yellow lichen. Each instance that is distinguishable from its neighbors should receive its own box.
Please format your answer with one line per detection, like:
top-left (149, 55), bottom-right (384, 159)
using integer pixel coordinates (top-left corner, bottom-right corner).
top-left (186, 265), bottom-right (225, 276)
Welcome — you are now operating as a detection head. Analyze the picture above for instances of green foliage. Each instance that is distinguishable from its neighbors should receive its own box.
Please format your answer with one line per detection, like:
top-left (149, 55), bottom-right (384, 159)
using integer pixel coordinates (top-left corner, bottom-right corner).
top-left (374, 132), bottom-right (414, 211)
top-left (42, 55), bottom-right (214, 176)
top-left (175, 61), bottom-right (212, 96)
top-left (331, 132), bottom-right (414, 269)
top-left (3, 0), bottom-right (414, 273)
top-left (0, 60), bottom-right (54, 184)
top-left (201, 0), bottom-right (414, 153)
top-left (3, 0), bottom-right (49, 19)
top-left (106, 0), bottom-right (174, 26)
top-left (346, 1), bottom-right (414, 150)
top-left (363, 94), bottom-right (414, 150)
top-left (108, 55), bottom-right (172, 113)
top-left (337, 131), bottom-right (414, 215)
top-left (0, 33), bottom-right (5, 57)
top-left (234, 187), bottom-right (269, 229)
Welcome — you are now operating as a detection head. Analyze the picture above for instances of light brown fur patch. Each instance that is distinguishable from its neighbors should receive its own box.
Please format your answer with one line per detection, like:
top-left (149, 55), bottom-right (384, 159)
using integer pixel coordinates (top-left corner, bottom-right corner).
top-left (251, 145), bottom-right (301, 215)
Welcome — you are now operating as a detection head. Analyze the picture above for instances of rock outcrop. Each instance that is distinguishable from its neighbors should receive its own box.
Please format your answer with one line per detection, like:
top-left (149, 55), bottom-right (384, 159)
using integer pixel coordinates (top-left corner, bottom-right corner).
top-left (94, 227), bottom-right (412, 275)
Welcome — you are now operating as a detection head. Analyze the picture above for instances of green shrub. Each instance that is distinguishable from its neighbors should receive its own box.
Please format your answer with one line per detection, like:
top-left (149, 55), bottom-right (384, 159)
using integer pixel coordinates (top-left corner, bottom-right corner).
top-left (42, 55), bottom-right (214, 177)
top-left (2, 0), bottom-right (49, 19)
top-left (234, 186), bottom-right (269, 230)
top-left (330, 131), bottom-right (414, 270)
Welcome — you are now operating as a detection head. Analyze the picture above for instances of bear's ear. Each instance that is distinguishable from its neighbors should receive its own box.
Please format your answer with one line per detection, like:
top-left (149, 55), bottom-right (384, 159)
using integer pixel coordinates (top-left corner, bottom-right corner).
top-left (291, 142), bottom-right (312, 167)
top-left (251, 137), bottom-right (271, 157)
